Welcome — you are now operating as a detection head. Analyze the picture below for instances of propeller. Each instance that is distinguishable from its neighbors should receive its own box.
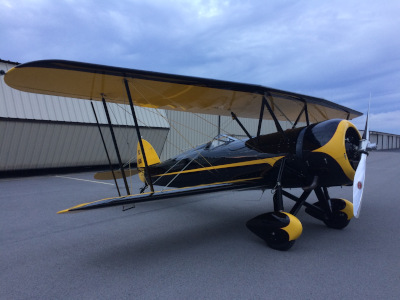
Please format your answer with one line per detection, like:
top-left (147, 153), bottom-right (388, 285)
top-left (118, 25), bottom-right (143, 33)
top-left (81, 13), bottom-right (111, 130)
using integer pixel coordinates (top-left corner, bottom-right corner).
top-left (352, 106), bottom-right (371, 218)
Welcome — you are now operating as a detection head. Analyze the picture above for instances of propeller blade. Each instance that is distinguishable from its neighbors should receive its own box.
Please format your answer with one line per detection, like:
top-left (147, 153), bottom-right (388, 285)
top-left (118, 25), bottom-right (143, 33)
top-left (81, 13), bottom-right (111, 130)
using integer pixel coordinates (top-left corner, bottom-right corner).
top-left (353, 102), bottom-right (370, 218)
top-left (362, 101), bottom-right (370, 140)
top-left (353, 153), bottom-right (367, 218)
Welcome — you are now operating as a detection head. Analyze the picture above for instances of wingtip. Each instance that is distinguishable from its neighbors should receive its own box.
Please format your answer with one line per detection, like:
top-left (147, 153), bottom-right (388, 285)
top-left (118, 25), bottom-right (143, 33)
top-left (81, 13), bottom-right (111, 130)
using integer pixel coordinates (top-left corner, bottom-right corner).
top-left (57, 202), bottom-right (91, 214)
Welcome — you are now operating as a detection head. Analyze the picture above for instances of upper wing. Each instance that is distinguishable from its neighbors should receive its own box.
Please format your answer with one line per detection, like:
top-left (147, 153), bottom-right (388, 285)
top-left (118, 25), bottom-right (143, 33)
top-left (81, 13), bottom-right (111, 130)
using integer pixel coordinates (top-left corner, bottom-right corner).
top-left (57, 177), bottom-right (264, 213)
top-left (5, 59), bottom-right (362, 123)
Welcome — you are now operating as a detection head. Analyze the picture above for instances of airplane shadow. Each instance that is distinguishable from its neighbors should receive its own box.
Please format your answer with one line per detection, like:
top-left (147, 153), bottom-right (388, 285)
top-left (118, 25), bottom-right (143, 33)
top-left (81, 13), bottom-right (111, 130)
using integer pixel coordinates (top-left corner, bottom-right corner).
top-left (80, 198), bottom-right (339, 270)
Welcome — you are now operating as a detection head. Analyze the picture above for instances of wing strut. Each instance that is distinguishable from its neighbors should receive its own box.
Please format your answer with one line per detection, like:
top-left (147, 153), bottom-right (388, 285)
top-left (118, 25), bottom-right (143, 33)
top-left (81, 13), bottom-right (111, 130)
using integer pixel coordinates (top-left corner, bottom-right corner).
top-left (256, 96), bottom-right (266, 138)
top-left (101, 96), bottom-right (131, 195)
top-left (304, 101), bottom-right (310, 126)
top-left (231, 112), bottom-right (252, 139)
top-left (292, 101), bottom-right (310, 129)
top-left (264, 93), bottom-right (285, 136)
top-left (257, 93), bottom-right (286, 140)
top-left (124, 79), bottom-right (155, 193)
top-left (90, 101), bottom-right (121, 196)
top-left (292, 106), bottom-right (305, 129)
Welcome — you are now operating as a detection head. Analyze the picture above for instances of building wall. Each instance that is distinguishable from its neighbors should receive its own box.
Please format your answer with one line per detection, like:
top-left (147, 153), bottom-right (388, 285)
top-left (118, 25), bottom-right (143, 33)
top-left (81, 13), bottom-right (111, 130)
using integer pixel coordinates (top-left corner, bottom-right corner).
top-left (0, 118), bottom-right (168, 173)
top-left (371, 132), bottom-right (400, 150)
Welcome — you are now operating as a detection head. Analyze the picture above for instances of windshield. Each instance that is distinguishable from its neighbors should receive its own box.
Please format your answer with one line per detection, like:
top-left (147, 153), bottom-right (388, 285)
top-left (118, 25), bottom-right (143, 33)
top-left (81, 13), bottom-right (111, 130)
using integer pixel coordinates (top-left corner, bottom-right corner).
top-left (206, 134), bottom-right (238, 150)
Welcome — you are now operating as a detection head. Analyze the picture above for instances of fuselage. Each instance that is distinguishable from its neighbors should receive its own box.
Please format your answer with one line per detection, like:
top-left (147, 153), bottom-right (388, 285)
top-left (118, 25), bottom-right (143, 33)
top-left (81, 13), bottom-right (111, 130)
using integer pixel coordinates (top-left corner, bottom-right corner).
top-left (144, 119), bottom-right (361, 189)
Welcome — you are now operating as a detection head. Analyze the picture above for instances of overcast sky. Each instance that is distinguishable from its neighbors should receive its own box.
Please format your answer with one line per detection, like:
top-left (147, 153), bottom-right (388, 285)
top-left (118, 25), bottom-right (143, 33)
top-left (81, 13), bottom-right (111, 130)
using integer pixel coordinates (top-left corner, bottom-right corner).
top-left (1, 0), bottom-right (399, 133)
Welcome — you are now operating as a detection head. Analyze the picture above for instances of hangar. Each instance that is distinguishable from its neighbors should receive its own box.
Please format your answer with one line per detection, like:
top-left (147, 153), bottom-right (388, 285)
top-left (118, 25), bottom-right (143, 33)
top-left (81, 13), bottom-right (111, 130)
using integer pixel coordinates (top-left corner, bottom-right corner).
top-left (369, 131), bottom-right (400, 150)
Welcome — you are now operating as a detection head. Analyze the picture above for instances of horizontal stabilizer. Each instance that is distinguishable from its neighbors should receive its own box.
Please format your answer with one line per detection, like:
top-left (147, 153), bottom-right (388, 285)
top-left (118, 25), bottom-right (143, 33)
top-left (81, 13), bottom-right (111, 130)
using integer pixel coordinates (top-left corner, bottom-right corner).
top-left (94, 169), bottom-right (138, 180)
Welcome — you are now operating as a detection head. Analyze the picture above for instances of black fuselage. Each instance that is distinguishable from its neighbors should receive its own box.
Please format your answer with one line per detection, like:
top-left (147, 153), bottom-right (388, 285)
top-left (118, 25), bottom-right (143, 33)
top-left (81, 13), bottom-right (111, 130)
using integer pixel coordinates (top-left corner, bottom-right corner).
top-left (146, 119), bottom-right (361, 190)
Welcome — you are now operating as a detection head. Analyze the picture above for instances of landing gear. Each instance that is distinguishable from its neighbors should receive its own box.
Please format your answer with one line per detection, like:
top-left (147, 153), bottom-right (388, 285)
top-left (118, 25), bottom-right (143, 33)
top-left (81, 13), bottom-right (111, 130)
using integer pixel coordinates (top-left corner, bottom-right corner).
top-left (246, 212), bottom-right (302, 251)
top-left (305, 198), bottom-right (353, 229)
top-left (246, 183), bottom-right (354, 251)
top-left (325, 198), bottom-right (354, 229)
top-left (246, 161), bottom-right (304, 251)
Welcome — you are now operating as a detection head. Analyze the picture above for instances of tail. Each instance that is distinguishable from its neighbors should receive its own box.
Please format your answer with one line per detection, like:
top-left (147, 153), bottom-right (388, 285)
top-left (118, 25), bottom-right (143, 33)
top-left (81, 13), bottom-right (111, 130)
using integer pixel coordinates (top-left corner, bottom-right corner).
top-left (137, 139), bottom-right (160, 183)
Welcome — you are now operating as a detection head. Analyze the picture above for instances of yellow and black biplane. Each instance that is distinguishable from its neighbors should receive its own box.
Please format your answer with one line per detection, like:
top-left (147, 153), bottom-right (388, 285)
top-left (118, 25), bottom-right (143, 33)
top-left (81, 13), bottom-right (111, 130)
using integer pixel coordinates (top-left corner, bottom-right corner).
top-left (4, 60), bottom-right (371, 250)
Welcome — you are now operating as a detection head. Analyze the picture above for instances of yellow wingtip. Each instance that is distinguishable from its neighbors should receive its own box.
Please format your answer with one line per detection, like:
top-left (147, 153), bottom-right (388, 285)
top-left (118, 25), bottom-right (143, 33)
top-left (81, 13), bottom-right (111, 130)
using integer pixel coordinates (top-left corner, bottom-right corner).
top-left (57, 202), bottom-right (91, 214)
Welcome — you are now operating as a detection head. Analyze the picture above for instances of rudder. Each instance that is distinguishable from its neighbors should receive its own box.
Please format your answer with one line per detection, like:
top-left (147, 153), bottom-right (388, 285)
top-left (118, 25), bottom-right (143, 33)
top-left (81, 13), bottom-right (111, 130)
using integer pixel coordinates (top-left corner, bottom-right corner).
top-left (137, 139), bottom-right (160, 182)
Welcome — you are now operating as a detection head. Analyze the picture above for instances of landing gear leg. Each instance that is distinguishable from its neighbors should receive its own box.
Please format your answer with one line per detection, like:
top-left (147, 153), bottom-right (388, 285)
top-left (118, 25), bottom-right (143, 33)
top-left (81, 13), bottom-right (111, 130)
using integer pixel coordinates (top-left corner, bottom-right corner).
top-left (246, 159), bottom-right (303, 251)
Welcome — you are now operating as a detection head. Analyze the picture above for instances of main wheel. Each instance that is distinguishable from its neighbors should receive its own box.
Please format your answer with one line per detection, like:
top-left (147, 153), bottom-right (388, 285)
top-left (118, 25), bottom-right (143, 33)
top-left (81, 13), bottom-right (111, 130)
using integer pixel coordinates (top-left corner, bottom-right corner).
top-left (323, 212), bottom-right (350, 229)
top-left (323, 198), bottom-right (353, 229)
top-left (246, 212), bottom-right (302, 251)
top-left (306, 198), bottom-right (353, 229)
top-left (265, 230), bottom-right (296, 251)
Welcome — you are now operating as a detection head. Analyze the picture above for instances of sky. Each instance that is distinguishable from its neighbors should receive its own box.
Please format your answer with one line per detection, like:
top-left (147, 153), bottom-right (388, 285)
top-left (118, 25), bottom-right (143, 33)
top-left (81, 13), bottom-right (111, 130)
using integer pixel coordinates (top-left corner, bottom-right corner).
top-left (1, 0), bottom-right (400, 133)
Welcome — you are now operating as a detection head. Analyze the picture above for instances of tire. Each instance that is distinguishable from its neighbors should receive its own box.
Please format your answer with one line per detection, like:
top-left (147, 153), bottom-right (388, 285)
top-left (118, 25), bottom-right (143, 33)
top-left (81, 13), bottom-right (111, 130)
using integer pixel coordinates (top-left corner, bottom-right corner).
top-left (323, 213), bottom-right (350, 229)
top-left (246, 212), bottom-right (301, 251)
top-left (307, 198), bottom-right (352, 229)
top-left (266, 231), bottom-right (296, 251)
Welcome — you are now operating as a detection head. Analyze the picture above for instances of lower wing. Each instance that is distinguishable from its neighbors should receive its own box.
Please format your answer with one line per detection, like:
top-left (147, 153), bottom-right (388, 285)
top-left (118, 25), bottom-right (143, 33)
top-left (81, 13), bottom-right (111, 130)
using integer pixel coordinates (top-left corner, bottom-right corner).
top-left (58, 177), bottom-right (264, 213)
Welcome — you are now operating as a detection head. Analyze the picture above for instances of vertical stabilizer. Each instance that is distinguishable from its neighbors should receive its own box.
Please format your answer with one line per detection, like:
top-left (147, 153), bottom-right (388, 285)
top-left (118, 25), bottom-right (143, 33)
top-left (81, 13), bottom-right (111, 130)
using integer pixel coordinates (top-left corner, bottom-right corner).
top-left (137, 139), bottom-right (160, 182)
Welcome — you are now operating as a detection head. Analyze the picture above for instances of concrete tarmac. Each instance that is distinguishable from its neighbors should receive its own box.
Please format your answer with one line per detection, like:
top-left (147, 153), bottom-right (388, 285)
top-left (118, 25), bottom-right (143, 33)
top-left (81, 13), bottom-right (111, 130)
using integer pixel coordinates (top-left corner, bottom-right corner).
top-left (1, 150), bottom-right (400, 299)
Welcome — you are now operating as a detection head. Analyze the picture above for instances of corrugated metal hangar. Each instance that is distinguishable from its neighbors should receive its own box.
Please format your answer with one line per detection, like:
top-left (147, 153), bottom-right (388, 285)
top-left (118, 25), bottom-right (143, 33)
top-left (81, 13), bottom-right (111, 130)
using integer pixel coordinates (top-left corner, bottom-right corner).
top-left (1, 59), bottom-right (399, 177)
top-left (369, 131), bottom-right (400, 150)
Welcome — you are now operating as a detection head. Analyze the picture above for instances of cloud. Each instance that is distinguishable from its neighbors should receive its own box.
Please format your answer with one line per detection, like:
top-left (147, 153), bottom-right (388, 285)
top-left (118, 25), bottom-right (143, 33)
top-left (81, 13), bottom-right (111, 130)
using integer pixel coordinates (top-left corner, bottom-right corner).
top-left (1, 0), bottom-right (399, 133)
top-left (352, 110), bottom-right (400, 135)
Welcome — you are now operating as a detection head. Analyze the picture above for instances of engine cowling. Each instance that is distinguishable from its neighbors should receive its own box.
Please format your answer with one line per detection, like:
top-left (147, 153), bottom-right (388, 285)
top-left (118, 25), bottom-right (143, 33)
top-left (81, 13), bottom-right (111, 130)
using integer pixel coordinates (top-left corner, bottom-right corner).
top-left (246, 119), bottom-right (362, 188)
top-left (300, 119), bottom-right (361, 186)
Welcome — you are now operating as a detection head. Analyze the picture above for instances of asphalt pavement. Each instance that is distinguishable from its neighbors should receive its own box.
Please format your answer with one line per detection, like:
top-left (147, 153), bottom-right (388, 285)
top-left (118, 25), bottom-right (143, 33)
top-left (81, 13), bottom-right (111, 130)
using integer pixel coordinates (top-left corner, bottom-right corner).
top-left (1, 150), bottom-right (400, 299)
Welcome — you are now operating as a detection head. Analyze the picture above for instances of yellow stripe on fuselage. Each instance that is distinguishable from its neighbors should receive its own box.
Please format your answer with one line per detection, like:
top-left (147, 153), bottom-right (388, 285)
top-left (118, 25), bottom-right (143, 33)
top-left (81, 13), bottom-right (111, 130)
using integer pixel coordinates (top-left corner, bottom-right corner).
top-left (155, 156), bottom-right (284, 177)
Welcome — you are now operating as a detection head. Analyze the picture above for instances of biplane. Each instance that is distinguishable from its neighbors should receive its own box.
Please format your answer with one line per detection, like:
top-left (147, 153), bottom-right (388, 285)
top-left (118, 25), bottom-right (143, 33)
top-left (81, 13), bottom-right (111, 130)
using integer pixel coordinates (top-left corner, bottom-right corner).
top-left (4, 60), bottom-right (371, 250)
